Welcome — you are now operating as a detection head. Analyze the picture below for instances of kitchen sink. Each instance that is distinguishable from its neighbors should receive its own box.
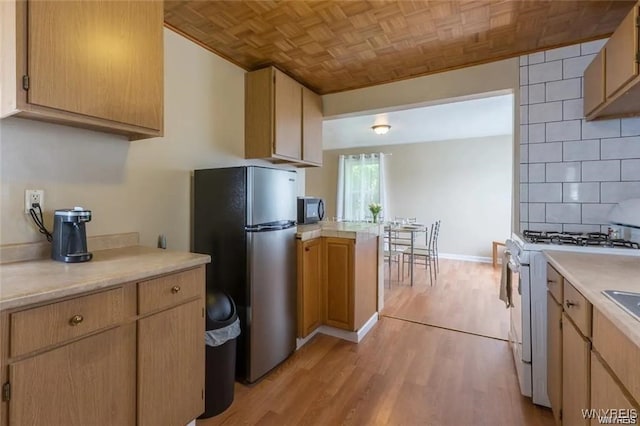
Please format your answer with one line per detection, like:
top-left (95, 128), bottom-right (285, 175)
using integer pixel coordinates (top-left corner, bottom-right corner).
top-left (603, 290), bottom-right (640, 322)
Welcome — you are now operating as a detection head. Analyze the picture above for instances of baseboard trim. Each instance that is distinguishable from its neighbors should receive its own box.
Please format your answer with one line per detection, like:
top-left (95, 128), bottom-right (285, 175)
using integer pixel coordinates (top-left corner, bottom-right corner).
top-left (439, 253), bottom-right (492, 264)
top-left (296, 312), bottom-right (379, 349)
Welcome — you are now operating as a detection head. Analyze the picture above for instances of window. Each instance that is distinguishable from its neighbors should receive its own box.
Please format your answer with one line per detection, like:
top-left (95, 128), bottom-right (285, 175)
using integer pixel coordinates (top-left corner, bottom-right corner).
top-left (336, 153), bottom-right (387, 221)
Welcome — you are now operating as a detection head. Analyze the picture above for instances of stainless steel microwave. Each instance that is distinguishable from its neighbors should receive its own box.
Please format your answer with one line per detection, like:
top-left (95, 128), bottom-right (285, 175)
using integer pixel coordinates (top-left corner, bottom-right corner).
top-left (297, 197), bottom-right (324, 224)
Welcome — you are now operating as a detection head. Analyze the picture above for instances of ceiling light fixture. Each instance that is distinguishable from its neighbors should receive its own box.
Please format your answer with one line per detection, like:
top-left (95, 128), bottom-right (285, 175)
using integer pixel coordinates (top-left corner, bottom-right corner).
top-left (371, 124), bottom-right (391, 135)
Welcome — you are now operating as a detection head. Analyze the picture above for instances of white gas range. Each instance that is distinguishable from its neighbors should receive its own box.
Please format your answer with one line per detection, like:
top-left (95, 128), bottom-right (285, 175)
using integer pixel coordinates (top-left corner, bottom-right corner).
top-left (505, 230), bottom-right (640, 407)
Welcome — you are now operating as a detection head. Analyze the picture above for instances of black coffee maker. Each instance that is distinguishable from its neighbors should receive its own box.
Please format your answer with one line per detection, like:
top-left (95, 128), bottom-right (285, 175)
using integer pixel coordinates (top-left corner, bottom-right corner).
top-left (51, 208), bottom-right (93, 263)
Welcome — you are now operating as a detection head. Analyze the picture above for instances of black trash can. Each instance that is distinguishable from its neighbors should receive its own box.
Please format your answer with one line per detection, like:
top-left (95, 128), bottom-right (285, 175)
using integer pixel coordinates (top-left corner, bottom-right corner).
top-left (199, 291), bottom-right (240, 419)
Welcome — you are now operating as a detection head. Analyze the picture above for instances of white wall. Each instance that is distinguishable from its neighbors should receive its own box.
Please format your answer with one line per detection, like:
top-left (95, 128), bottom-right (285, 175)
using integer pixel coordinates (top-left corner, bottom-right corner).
top-left (0, 29), bottom-right (303, 250)
top-left (307, 136), bottom-right (513, 258)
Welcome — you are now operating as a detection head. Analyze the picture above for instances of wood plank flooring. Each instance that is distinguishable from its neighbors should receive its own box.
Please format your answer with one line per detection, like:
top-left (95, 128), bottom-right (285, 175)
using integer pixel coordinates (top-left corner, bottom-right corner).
top-left (382, 259), bottom-right (510, 341)
top-left (198, 259), bottom-right (553, 426)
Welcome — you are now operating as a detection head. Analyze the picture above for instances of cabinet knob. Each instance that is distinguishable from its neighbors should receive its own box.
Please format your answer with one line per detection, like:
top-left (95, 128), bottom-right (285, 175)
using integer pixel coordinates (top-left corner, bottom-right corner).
top-left (305, 247), bottom-right (310, 252)
top-left (565, 300), bottom-right (577, 309)
top-left (546, 279), bottom-right (556, 284)
top-left (69, 314), bottom-right (84, 326)
top-left (171, 285), bottom-right (181, 294)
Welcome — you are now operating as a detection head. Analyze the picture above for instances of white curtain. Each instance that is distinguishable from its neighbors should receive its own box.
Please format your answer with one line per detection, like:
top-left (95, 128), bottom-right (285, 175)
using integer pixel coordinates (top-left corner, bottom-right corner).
top-left (336, 153), bottom-right (386, 221)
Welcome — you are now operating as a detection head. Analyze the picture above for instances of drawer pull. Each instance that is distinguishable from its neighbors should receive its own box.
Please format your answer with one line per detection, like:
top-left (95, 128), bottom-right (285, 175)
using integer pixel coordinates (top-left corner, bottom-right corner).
top-left (547, 279), bottom-right (556, 284)
top-left (565, 300), bottom-right (577, 309)
top-left (171, 286), bottom-right (181, 294)
top-left (69, 315), bottom-right (84, 326)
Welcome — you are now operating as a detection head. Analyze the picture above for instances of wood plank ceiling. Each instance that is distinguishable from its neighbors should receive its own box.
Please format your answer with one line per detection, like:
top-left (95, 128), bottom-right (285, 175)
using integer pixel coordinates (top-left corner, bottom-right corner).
top-left (164, 1), bottom-right (635, 94)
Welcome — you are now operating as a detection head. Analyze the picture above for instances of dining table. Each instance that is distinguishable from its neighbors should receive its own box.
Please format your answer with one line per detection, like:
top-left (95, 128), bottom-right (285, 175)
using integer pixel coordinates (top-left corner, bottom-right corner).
top-left (384, 223), bottom-right (427, 286)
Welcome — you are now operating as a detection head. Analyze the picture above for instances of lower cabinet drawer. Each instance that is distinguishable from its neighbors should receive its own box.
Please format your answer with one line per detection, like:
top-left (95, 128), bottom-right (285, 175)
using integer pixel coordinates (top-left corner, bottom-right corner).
top-left (10, 287), bottom-right (124, 357)
top-left (563, 280), bottom-right (592, 337)
top-left (137, 267), bottom-right (204, 315)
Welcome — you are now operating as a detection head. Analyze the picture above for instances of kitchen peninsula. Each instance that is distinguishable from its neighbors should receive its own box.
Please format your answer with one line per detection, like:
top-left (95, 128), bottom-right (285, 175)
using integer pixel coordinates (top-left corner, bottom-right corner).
top-left (296, 222), bottom-right (383, 346)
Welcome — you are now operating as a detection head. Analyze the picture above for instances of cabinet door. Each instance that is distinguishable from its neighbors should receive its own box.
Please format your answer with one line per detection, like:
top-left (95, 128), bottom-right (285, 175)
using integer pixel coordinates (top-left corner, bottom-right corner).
top-left (591, 351), bottom-right (638, 419)
top-left (605, 5), bottom-right (639, 98)
top-left (563, 314), bottom-right (590, 426)
top-left (274, 69), bottom-right (302, 160)
top-left (323, 238), bottom-right (354, 330)
top-left (547, 292), bottom-right (563, 425)
top-left (302, 87), bottom-right (323, 165)
top-left (27, 0), bottom-right (163, 130)
top-left (138, 299), bottom-right (204, 426)
top-left (9, 325), bottom-right (136, 426)
top-left (298, 238), bottom-right (323, 337)
top-left (583, 49), bottom-right (606, 117)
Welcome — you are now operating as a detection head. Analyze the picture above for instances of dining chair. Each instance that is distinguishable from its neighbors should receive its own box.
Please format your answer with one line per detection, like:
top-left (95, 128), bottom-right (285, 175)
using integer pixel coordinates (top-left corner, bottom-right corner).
top-left (383, 227), bottom-right (403, 286)
top-left (433, 220), bottom-right (441, 273)
top-left (401, 222), bottom-right (435, 286)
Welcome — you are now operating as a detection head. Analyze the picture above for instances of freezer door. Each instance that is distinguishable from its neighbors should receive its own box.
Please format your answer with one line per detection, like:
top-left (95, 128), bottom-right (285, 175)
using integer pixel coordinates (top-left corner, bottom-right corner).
top-left (247, 167), bottom-right (297, 226)
top-left (246, 226), bottom-right (296, 382)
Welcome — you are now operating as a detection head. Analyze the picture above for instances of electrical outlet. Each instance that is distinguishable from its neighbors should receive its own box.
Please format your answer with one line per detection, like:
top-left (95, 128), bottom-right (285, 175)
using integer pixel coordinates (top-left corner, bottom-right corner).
top-left (25, 189), bottom-right (44, 214)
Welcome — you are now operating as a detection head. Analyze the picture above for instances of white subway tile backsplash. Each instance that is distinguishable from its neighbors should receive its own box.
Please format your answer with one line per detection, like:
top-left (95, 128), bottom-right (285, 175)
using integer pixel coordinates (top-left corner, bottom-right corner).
top-left (546, 45), bottom-right (581, 61)
top-left (582, 203), bottom-right (616, 224)
top-left (563, 98), bottom-right (583, 120)
top-left (601, 182), bottom-right (640, 203)
top-left (520, 183), bottom-right (529, 202)
top-left (546, 162), bottom-right (581, 182)
top-left (621, 118), bottom-right (640, 137)
top-left (520, 67), bottom-right (528, 86)
top-left (520, 222), bottom-right (528, 233)
top-left (520, 145), bottom-right (529, 163)
top-left (582, 160), bottom-right (621, 182)
top-left (520, 56), bottom-right (529, 66)
top-left (529, 102), bottom-right (563, 123)
top-left (528, 52), bottom-right (545, 64)
top-left (529, 142), bottom-right (562, 163)
top-left (563, 224), bottom-right (601, 233)
top-left (529, 222), bottom-right (563, 232)
top-left (529, 203), bottom-right (546, 222)
top-left (546, 120), bottom-right (581, 142)
top-left (621, 159), bottom-right (640, 181)
top-left (563, 139), bottom-right (600, 161)
top-left (520, 203), bottom-right (529, 222)
top-left (520, 164), bottom-right (529, 183)
top-left (546, 203), bottom-right (581, 223)
top-left (581, 39), bottom-right (607, 55)
top-left (520, 125), bottom-right (529, 144)
top-left (529, 164), bottom-right (546, 182)
top-left (529, 123), bottom-right (546, 143)
top-left (546, 78), bottom-right (581, 102)
top-left (563, 183), bottom-right (600, 203)
top-left (529, 183), bottom-right (562, 202)
top-left (529, 83), bottom-right (545, 104)
top-left (520, 105), bottom-right (529, 125)
top-left (520, 86), bottom-right (529, 106)
top-left (529, 61), bottom-right (563, 84)
top-left (563, 54), bottom-right (596, 79)
top-left (601, 136), bottom-right (640, 159)
top-left (582, 119), bottom-right (621, 139)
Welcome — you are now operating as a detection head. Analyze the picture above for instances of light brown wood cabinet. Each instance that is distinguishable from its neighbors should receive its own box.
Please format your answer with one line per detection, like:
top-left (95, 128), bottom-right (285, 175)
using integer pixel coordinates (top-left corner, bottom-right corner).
top-left (584, 2), bottom-right (640, 120)
top-left (547, 291), bottom-right (563, 425)
top-left (0, 0), bottom-right (164, 140)
top-left (297, 238), bottom-right (323, 337)
top-left (297, 236), bottom-right (378, 336)
top-left (0, 266), bottom-right (205, 426)
top-left (562, 312), bottom-right (591, 426)
top-left (591, 351), bottom-right (638, 420)
top-left (245, 67), bottom-right (323, 167)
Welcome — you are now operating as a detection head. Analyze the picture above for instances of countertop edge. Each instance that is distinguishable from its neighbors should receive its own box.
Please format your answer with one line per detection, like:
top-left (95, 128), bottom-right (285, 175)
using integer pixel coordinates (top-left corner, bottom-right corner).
top-left (0, 250), bottom-right (211, 312)
top-left (543, 250), bottom-right (640, 348)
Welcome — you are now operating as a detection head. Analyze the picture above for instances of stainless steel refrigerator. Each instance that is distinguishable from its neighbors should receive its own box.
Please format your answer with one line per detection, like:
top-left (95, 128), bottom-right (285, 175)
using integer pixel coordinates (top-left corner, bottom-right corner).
top-left (193, 166), bottom-right (297, 383)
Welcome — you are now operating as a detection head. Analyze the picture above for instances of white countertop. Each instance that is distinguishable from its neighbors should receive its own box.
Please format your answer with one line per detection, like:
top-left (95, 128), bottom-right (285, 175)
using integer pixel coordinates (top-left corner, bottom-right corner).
top-left (0, 246), bottom-right (210, 311)
top-left (543, 250), bottom-right (640, 347)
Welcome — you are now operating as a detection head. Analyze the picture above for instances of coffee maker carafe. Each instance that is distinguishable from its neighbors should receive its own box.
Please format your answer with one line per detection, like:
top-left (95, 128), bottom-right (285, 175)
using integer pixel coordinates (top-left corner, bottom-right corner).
top-left (51, 208), bottom-right (93, 263)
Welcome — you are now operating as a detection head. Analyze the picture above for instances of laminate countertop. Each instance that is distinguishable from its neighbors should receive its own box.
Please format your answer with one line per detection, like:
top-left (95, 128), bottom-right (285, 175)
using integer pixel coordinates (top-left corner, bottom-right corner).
top-left (0, 246), bottom-right (210, 312)
top-left (297, 222), bottom-right (381, 241)
top-left (543, 250), bottom-right (640, 347)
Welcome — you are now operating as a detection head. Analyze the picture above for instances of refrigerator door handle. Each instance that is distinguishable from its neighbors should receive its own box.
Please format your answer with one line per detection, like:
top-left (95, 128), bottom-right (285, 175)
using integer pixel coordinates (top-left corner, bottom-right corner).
top-left (246, 221), bottom-right (296, 232)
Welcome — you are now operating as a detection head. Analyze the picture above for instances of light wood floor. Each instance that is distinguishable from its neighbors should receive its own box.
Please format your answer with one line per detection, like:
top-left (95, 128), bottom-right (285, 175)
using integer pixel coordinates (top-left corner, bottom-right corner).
top-left (382, 259), bottom-right (510, 341)
top-left (198, 260), bottom-right (553, 426)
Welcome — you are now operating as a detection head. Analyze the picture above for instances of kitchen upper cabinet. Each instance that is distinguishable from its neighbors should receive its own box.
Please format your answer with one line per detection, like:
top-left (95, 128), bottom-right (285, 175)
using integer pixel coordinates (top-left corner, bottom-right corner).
top-left (584, 2), bottom-right (640, 120)
top-left (0, 0), bottom-right (163, 140)
top-left (245, 67), bottom-right (323, 167)
top-left (562, 313), bottom-right (591, 426)
top-left (8, 324), bottom-right (136, 426)
top-left (547, 292), bottom-right (563, 425)
top-left (297, 238), bottom-right (323, 338)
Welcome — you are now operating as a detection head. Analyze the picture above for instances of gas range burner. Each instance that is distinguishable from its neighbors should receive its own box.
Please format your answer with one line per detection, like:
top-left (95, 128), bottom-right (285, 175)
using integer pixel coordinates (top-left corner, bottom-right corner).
top-left (522, 230), bottom-right (640, 249)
